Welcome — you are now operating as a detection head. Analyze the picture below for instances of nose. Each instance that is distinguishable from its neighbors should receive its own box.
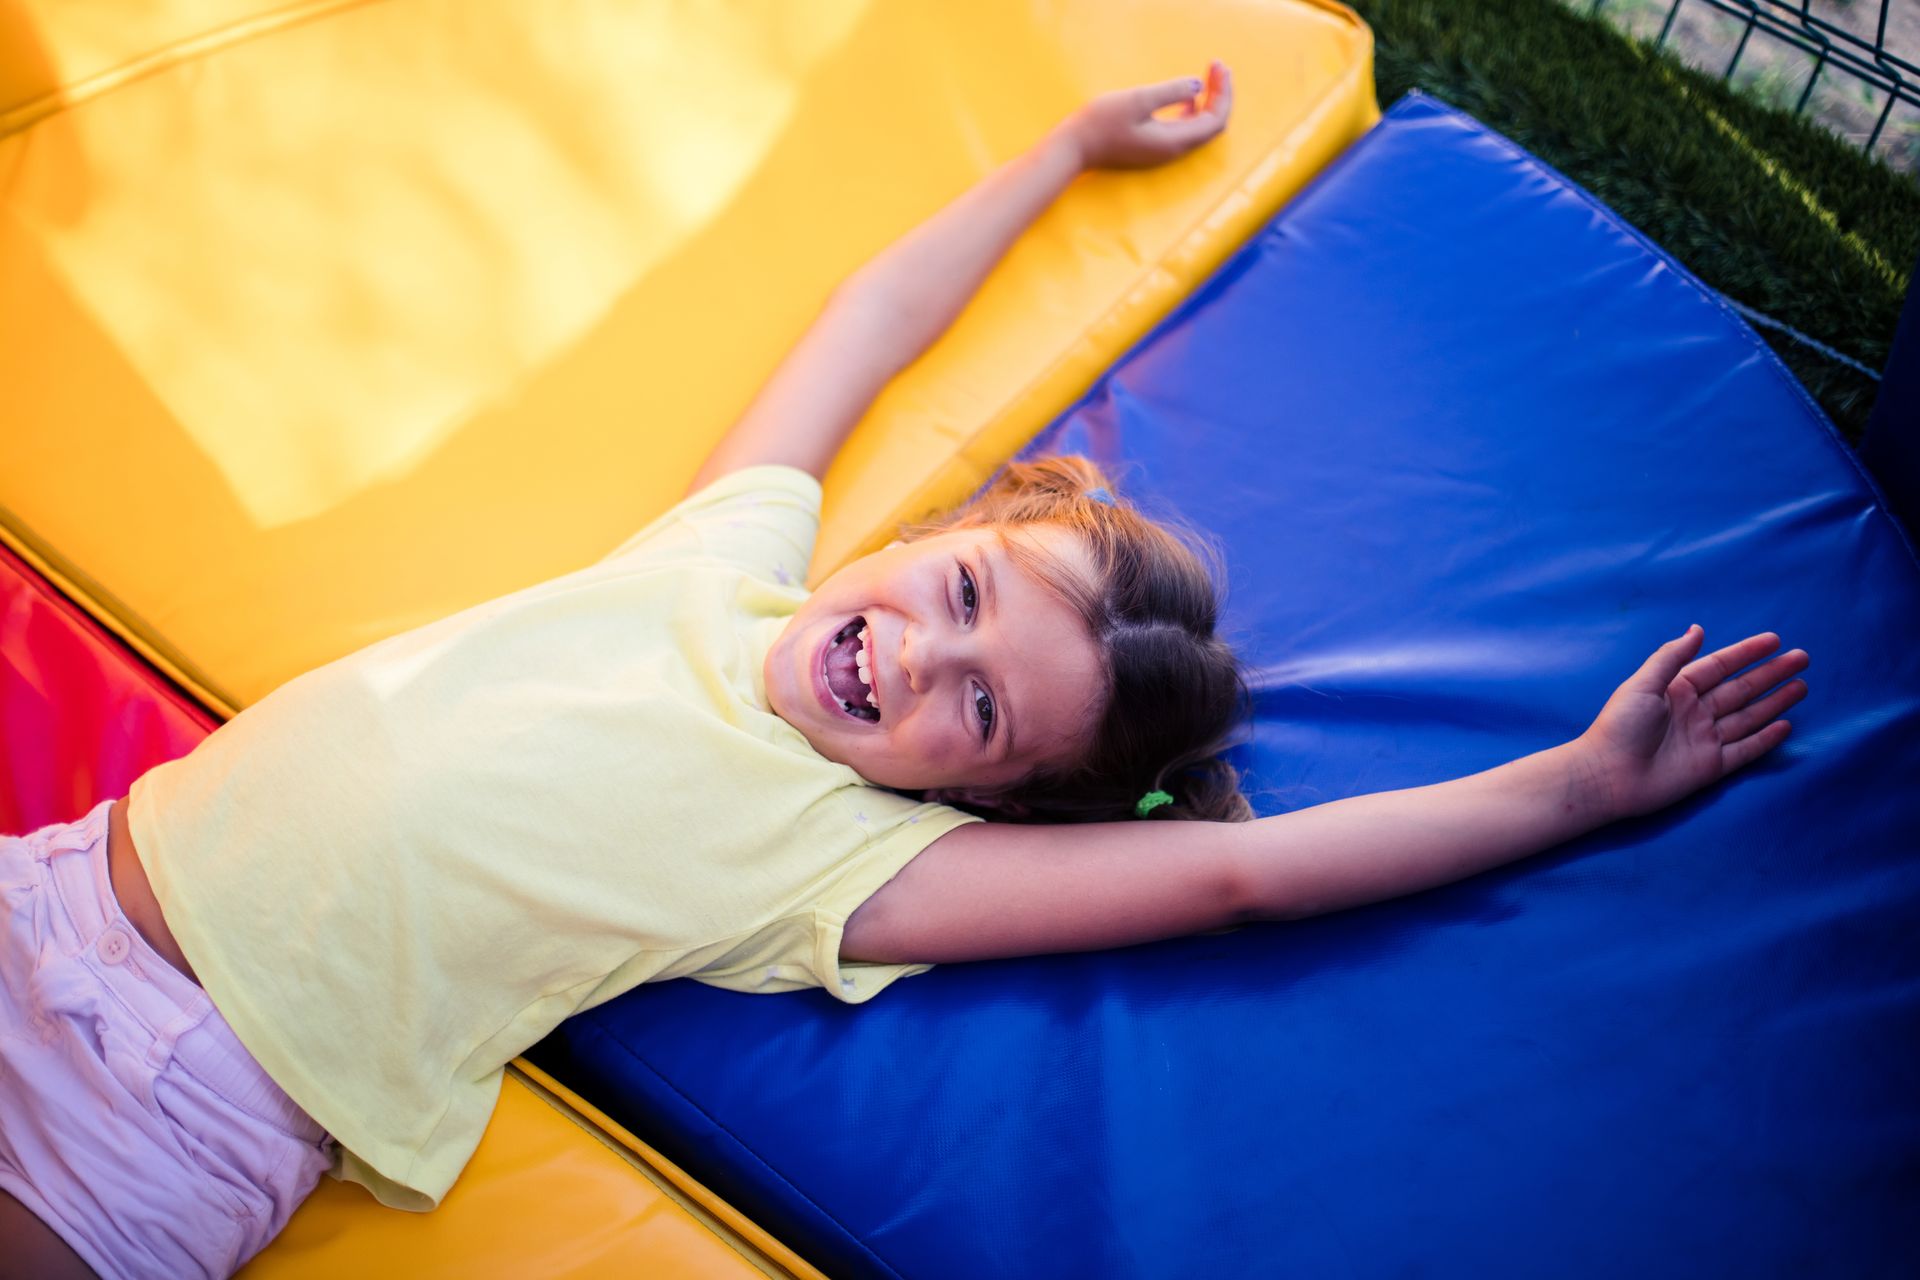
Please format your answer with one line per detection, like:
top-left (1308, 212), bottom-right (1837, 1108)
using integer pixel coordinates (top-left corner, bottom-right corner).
top-left (898, 624), bottom-right (925, 695)
top-left (898, 621), bottom-right (975, 696)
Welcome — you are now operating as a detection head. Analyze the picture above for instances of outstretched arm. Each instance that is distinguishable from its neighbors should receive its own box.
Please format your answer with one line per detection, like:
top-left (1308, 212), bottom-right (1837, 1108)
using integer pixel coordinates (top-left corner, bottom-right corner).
top-left (844, 628), bottom-right (1807, 964)
top-left (686, 63), bottom-right (1234, 494)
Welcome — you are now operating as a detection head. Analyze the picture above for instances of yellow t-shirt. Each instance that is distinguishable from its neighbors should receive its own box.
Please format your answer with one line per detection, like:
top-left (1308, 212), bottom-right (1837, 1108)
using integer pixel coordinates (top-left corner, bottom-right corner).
top-left (128, 466), bottom-right (978, 1210)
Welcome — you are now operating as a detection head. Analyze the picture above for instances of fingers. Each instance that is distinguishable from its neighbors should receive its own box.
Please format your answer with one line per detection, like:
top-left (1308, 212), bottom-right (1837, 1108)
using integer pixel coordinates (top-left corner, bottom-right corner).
top-left (1679, 631), bottom-right (1781, 697)
top-left (1722, 718), bottom-right (1792, 772)
top-left (1626, 624), bottom-right (1705, 695)
top-left (1198, 60), bottom-right (1232, 120)
top-left (1152, 107), bottom-right (1229, 152)
top-left (1716, 675), bottom-right (1807, 743)
top-left (1683, 628), bottom-right (1807, 774)
top-left (1152, 63), bottom-right (1231, 152)
top-left (1136, 61), bottom-right (1232, 122)
top-left (1700, 645), bottom-right (1809, 718)
top-left (1135, 75), bottom-right (1206, 116)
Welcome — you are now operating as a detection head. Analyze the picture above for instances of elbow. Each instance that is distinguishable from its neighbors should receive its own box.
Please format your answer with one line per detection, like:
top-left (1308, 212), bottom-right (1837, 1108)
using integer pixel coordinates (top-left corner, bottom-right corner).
top-left (819, 282), bottom-right (920, 380)
top-left (1220, 823), bottom-right (1319, 925)
top-left (828, 276), bottom-right (911, 335)
top-left (1221, 845), bottom-right (1288, 926)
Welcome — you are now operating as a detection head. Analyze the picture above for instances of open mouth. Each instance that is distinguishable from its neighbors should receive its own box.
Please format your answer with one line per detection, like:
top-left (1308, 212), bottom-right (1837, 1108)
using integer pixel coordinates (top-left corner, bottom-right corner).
top-left (823, 616), bottom-right (880, 722)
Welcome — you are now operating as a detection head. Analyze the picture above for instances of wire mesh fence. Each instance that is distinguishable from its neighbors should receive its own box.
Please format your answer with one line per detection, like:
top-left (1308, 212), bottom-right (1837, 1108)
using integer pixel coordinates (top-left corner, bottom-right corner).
top-left (1582, 0), bottom-right (1920, 170)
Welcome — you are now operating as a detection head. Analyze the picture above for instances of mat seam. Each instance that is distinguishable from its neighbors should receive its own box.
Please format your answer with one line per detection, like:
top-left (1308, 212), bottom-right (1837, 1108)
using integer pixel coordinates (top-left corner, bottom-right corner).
top-left (504, 1063), bottom-right (797, 1280)
top-left (0, 541), bottom-right (219, 732)
top-left (831, 4), bottom-right (1378, 571)
top-left (0, 0), bottom-right (391, 140)
top-left (1027, 68), bottom-right (1402, 463)
top-left (0, 520), bottom-right (237, 719)
top-left (575, 1020), bottom-right (908, 1280)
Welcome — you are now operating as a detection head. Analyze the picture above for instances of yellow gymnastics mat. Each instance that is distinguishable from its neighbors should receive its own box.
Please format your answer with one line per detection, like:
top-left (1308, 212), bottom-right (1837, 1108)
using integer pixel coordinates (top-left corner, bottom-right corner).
top-left (243, 1064), bottom-right (819, 1279)
top-left (4, 0), bottom-right (1375, 1273)
top-left (2, 0), bottom-right (1375, 717)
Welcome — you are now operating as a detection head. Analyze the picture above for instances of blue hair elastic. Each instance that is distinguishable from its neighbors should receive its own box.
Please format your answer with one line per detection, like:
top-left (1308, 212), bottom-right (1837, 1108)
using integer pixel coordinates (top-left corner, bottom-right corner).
top-left (1086, 486), bottom-right (1116, 506)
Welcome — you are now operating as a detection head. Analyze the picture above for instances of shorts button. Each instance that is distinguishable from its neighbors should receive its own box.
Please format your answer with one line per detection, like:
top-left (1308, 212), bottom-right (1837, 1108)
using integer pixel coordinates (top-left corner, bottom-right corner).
top-left (98, 925), bottom-right (133, 965)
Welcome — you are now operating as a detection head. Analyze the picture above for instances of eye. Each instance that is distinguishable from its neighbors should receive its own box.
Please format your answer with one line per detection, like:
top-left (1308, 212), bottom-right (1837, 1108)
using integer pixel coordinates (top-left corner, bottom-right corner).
top-left (958, 562), bottom-right (978, 620)
top-left (972, 683), bottom-right (995, 740)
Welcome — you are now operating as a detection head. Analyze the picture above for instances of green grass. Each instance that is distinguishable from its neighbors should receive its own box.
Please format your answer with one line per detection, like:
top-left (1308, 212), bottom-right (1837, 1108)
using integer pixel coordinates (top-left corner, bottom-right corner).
top-left (1348, 0), bottom-right (1919, 439)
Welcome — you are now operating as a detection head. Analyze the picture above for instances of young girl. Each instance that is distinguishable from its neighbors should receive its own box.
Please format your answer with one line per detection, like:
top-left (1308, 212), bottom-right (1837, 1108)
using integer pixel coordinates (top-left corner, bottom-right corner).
top-left (0, 64), bottom-right (1808, 1279)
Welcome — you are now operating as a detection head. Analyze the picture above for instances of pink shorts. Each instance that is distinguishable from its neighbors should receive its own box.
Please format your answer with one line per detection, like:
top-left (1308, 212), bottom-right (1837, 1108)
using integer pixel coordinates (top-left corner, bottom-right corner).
top-left (0, 801), bottom-right (332, 1279)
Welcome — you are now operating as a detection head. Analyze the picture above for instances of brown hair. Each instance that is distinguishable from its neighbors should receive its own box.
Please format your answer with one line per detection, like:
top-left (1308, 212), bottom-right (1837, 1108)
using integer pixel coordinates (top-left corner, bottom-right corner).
top-left (908, 455), bottom-right (1252, 824)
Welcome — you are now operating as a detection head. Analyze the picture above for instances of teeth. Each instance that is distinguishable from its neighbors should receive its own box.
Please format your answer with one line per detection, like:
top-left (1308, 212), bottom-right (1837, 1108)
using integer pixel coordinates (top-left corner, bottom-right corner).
top-left (865, 691), bottom-right (877, 707)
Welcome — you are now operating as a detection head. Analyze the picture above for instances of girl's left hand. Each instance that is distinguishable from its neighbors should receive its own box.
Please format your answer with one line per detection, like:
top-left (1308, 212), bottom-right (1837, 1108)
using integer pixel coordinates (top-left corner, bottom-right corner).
top-left (1578, 626), bottom-right (1807, 820)
top-left (1066, 60), bottom-right (1233, 170)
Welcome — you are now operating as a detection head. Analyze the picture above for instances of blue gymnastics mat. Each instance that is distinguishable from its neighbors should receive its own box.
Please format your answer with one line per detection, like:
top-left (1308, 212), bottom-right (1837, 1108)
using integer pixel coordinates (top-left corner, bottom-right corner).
top-left (531, 94), bottom-right (1920, 1277)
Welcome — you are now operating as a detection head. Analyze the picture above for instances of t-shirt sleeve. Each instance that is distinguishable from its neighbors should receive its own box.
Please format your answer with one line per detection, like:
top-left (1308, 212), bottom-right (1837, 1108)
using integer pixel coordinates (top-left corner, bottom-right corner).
top-left (600, 465), bottom-right (820, 589)
top-left (689, 798), bottom-right (981, 1005)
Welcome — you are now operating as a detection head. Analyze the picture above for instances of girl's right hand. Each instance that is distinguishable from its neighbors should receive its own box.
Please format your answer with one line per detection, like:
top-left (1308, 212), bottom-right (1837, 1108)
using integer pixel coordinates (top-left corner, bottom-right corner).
top-left (1066, 61), bottom-right (1233, 171)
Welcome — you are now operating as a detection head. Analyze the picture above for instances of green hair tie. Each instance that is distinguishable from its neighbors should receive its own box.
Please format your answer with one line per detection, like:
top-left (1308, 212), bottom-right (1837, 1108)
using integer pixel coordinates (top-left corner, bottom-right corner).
top-left (1133, 789), bottom-right (1174, 818)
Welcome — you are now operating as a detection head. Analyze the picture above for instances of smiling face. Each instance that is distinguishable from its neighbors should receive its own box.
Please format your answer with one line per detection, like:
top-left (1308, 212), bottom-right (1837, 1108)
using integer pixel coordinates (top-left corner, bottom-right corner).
top-left (763, 525), bottom-right (1107, 799)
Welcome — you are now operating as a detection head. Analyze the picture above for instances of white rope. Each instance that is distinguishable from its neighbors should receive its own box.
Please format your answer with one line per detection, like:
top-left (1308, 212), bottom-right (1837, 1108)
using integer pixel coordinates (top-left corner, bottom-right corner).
top-left (1720, 294), bottom-right (1883, 381)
